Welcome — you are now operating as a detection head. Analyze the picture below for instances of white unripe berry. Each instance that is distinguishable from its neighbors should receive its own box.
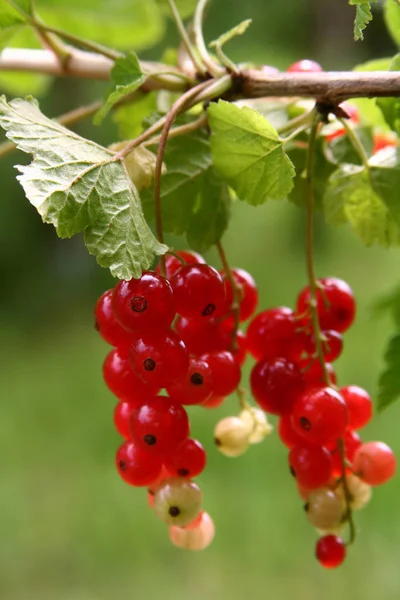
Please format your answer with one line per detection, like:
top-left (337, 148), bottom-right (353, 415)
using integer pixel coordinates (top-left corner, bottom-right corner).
top-left (169, 512), bottom-right (215, 550)
top-left (239, 407), bottom-right (273, 444)
top-left (305, 488), bottom-right (345, 530)
top-left (214, 416), bottom-right (249, 457)
top-left (337, 474), bottom-right (372, 510)
top-left (153, 477), bottom-right (202, 526)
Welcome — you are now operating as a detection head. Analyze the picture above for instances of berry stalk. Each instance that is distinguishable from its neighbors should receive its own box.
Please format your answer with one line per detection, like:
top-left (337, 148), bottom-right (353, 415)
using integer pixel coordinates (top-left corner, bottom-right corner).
top-left (216, 240), bottom-right (240, 351)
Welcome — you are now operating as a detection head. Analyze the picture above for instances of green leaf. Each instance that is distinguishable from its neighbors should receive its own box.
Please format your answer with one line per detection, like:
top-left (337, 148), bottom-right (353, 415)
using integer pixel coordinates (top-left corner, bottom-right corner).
top-left (210, 19), bottom-right (252, 49)
top-left (352, 3), bottom-right (373, 41)
top-left (156, 0), bottom-right (197, 18)
top-left (0, 0), bottom-right (28, 49)
top-left (113, 93), bottom-right (157, 140)
top-left (208, 100), bottom-right (295, 205)
top-left (328, 126), bottom-right (373, 165)
top-left (0, 96), bottom-right (166, 279)
top-left (36, 0), bottom-right (164, 50)
top-left (384, 0), bottom-right (400, 47)
top-left (11, 0), bottom-right (33, 14)
top-left (377, 334), bottom-right (400, 411)
top-left (110, 142), bottom-right (162, 192)
top-left (94, 52), bottom-right (144, 125)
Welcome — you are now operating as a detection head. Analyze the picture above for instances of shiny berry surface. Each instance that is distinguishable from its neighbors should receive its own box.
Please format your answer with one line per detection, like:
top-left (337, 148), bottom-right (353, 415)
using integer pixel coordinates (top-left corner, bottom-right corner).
top-left (159, 250), bottom-right (205, 279)
top-left (292, 386), bottom-right (349, 445)
top-left (287, 59), bottom-right (323, 73)
top-left (116, 441), bottom-right (162, 486)
top-left (315, 535), bottom-right (346, 569)
top-left (289, 444), bottom-right (333, 489)
top-left (112, 272), bottom-right (175, 333)
top-left (165, 438), bottom-right (206, 478)
top-left (305, 330), bottom-right (343, 363)
top-left (299, 358), bottom-right (337, 387)
top-left (340, 385), bottom-right (372, 430)
top-left (130, 395), bottom-right (190, 456)
top-left (114, 401), bottom-right (133, 439)
top-left (250, 357), bottom-right (305, 415)
top-left (103, 346), bottom-right (159, 404)
top-left (353, 441), bottom-right (396, 486)
top-left (246, 307), bottom-right (298, 361)
top-left (278, 414), bottom-right (307, 448)
top-left (174, 316), bottom-right (232, 356)
top-left (167, 357), bottom-right (214, 405)
top-left (200, 351), bottom-right (241, 397)
top-left (222, 268), bottom-right (258, 322)
top-left (130, 330), bottom-right (189, 387)
top-left (94, 289), bottom-right (133, 346)
top-left (297, 277), bottom-right (356, 333)
top-left (171, 264), bottom-right (226, 319)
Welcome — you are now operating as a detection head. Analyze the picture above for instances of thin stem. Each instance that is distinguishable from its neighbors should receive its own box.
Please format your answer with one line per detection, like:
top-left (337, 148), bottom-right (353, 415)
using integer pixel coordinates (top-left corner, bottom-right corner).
top-left (143, 113), bottom-right (207, 147)
top-left (34, 28), bottom-right (71, 66)
top-left (338, 439), bottom-right (356, 544)
top-left (193, 0), bottom-right (224, 76)
top-left (0, 100), bottom-right (102, 159)
top-left (338, 117), bottom-right (369, 169)
top-left (237, 387), bottom-right (249, 411)
top-left (36, 23), bottom-right (121, 60)
top-left (277, 109), bottom-right (315, 136)
top-left (167, 0), bottom-right (206, 75)
top-left (117, 116), bottom-right (169, 158)
top-left (216, 240), bottom-right (240, 351)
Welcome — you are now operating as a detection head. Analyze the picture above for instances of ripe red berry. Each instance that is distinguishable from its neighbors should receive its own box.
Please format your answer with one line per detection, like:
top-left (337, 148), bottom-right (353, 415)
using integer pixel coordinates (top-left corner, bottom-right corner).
top-left (373, 133), bottom-right (397, 154)
top-left (289, 445), bottom-right (333, 489)
top-left (292, 386), bottom-right (349, 445)
top-left (200, 351), bottom-right (241, 397)
top-left (170, 264), bottom-right (226, 319)
top-left (297, 277), bottom-right (356, 333)
top-left (250, 357), bottom-right (305, 415)
top-left (114, 401), bottom-right (133, 439)
top-left (166, 357), bottom-right (214, 405)
top-left (246, 307), bottom-right (300, 361)
top-left (298, 357), bottom-right (337, 387)
top-left (157, 250), bottom-right (205, 279)
top-left (339, 385), bottom-right (372, 430)
top-left (234, 330), bottom-right (247, 366)
top-left (112, 272), bottom-right (175, 333)
top-left (315, 535), bottom-right (346, 569)
top-left (287, 59), bottom-right (323, 73)
top-left (116, 441), bottom-right (163, 486)
top-left (164, 438), bottom-right (206, 478)
top-left (221, 268), bottom-right (258, 321)
top-left (94, 289), bottom-right (133, 346)
top-left (174, 316), bottom-right (232, 355)
top-left (330, 429), bottom-right (362, 477)
top-left (353, 441), bottom-right (396, 486)
top-left (278, 414), bottom-right (309, 448)
top-left (130, 395), bottom-right (190, 457)
top-left (130, 330), bottom-right (189, 387)
top-left (201, 395), bottom-right (226, 409)
top-left (305, 330), bottom-right (343, 363)
top-left (103, 346), bottom-right (159, 404)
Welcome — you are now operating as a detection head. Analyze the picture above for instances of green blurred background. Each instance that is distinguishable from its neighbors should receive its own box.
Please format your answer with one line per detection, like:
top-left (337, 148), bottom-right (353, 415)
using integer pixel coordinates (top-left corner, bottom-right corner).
top-left (1, 0), bottom-right (400, 598)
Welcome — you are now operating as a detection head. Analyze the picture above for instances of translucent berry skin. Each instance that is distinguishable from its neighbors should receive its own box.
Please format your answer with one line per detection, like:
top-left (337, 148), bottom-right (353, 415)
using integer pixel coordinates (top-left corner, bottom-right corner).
top-left (278, 414), bottom-right (307, 448)
top-left (169, 512), bottom-right (215, 550)
top-left (165, 439), bottom-right (206, 478)
top-left (316, 535), bottom-right (346, 569)
top-left (94, 289), bottom-right (133, 346)
top-left (353, 441), bottom-right (396, 486)
top-left (153, 477), bottom-right (202, 526)
top-left (200, 351), bottom-right (241, 397)
top-left (130, 395), bottom-right (190, 457)
top-left (221, 268), bottom-right (258, 322)
top-left (250, 357), bottom-right (305, 415)
top-left (103, 346), bottom-right (159, 404)
top-left (166, 357), bottom-right (214, 405)
top-left (234, 330), bottom-right (247, 366)
top-left (174, 316), bottom-right (232, 356)
top-left (170, 264), bottom-right (226, 319)
top-left (287, 59), bottom-right (323, 73)
top-left (330, 429), bottom-right (362, 477)
top-left (292, 387), bottom-right (349, 445)
top-left (305, 330), bottom-right (343, 363)
top-left (112, 272), bottom-right (175, 333)
top-left (298, 358), bottom-right (337, 387)
top-left (297, 277), bottom-right (356, 333)
top-left (157, 250), bottom-right (205, 279)
top-left (246, 307), bottom-right (298, 361)
top-left (130, 330), bottom-right (189, 387)
top-left (340, 385), bottom-right (372, 430)
top-left (114, 402), bottom-right (133, 439)
top-left (201, 395), bottom-right (226, 409)
top-left (116, 441), bottom-right (163, 486)
top-left (289, 445), bottom-right (333, 489)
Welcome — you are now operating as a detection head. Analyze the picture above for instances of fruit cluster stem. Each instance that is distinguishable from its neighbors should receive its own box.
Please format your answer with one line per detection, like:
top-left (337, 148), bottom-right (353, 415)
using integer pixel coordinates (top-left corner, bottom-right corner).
top-left (216, 240), bottom-right (240, 351)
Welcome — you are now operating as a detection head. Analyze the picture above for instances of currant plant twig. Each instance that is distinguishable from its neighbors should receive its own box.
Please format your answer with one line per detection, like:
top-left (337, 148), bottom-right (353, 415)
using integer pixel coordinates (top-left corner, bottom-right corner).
top-left (337, 117), bottom-right (369, 169)
top-left (216, 240), bottom-right (240, 351)
top-left (143, 113), bottom-right (208, 148)
top-left (193, 0), bottom-right (224, 77)
top-left (167, 0), bottom-right (206, 75)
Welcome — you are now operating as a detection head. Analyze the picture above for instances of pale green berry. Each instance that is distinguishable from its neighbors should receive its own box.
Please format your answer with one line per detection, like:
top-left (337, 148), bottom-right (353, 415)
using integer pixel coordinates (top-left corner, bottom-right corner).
top-left (214, 417), bottom-right (249, 457)
top-left (305, 488), bottom-right (345, 530)
top-left (153, 477), bottom-right (202, 526)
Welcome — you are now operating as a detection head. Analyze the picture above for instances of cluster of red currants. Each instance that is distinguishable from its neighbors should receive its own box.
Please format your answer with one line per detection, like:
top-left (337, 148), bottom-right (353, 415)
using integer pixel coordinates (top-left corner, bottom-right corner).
top-left (246, 277), bottom-right (396, 568)
top-left (94, 250), bottom-right (261, 550)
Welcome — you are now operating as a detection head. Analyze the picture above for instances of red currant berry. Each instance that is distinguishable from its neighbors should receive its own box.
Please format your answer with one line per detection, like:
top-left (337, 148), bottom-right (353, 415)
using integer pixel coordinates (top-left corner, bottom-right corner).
top-left (130, 395), bottom-right (190, 457)
top-left (164, 439), bottom-right (206, 478)
top-left (289, 445), bottom-right (333, 489)
top-left (298, 358), bottom-right (337, 387)
top-left (315, 535), bottom-right (346, 569)
top-left (287, 59), bottom-right (323, 73)
top-left (250, 357), bottom-right (304, 415)
top-left (167, 357), bottom-right (214, 405)
top-left (292, 387), bottom-right (349, 445)
top-left (200, 351), bottom-right (241, 397)
top-left (130, 330), bottom-right (189, 387)
top-left (112, 272), bottom-right (175, 333)
top-left (353, 441), bottom-right (396, 486)
top-left (221, 268), bottom-right (258, 322)
top-left (116, 441), bottom-right (163, 486)
top-left (297, 277), bottom-right (356, 333)
top-left (234, 330), bottom-right (247, 366)
top-left (174, 316), bottom-right (231, 355)
top-left (156, 250), bottom-right (205, 279)
top-left (246, 307), bottom-right (301, 361)
top-left (329, 430), bottom-right (362, 477)
top-left (94, 289), bottom-right (133, 346)
top-left (103, 346), bottom-right (159, 404)
top-left (278, 414), bottom-right (308, 448)
top-left (114, 401), bottom-right (133, 439)
top-left (339, 385), bottom-right (372, 430)
top-left (305, 330), bottom-right (343, 363)
top-left (201, 395), bottom-right (226, 409)
top-left (373, 133), bottom-right (397, 154)
top-left (171, 264), bottom-right (226, 319)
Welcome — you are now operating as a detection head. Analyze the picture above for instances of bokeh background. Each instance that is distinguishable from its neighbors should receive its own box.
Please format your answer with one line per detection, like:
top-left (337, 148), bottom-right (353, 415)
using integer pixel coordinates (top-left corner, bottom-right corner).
top-left (1, 0), bottom-right (400, 598)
